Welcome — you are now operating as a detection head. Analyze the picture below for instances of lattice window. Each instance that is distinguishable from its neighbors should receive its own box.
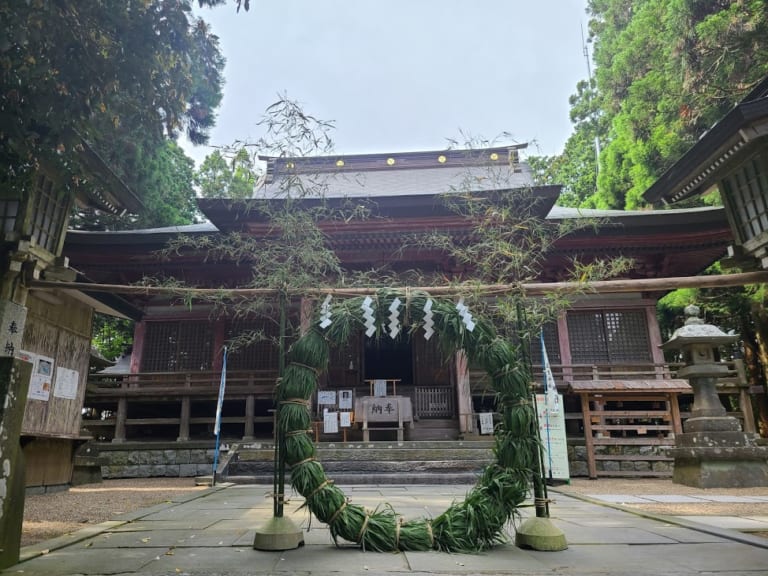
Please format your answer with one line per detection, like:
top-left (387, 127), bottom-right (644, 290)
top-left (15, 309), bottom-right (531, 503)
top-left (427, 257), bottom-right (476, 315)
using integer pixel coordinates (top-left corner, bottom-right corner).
top-left (722, 150), bottom-right (768, 246)
top-left (225, 319), bottom-right (280, 370)
top-left (413, 334), bottom-right (451, 386)
top-left (142, 321), bottom-right (213, 372)
top-left (0, 199), bottom-right (18, 237)
top-left (529, 321), bottom-right (560, 365)
top-left (30, 172), bottom-right (68, 253)
top-left (567, 309), bottom-right (650, 364)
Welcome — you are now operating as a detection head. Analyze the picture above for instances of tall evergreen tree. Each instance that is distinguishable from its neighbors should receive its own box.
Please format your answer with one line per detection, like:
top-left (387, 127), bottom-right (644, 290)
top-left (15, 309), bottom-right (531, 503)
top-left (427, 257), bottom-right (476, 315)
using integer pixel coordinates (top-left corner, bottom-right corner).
top-left (1, 1), bottom-right (225, 227)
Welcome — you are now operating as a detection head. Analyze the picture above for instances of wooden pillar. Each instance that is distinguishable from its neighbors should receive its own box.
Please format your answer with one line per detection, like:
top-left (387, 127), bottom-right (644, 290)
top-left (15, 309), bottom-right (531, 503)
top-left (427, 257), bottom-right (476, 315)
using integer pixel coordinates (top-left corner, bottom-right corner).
top-left (645, 304), bottom-right (666, 377)
top-left (734, 359), bottom-right (757, 434)
top-left (243, 394), bottom-right (256, 441)
top-left (580, 393), bottom-right (597, 479)
top-left (177, 397), bottom-right (191, 442)
top-left (130, 321), bottom-right (146, 373)
top-left (455, 350), bottom-right (473, 434)
top-left (113, 396), bottom-right (127, 443)
top-left (557, 311), bottom-right (573, 383)
top-left (669, 393), bottom-right (683, 436)
top-left (177, 374), bottom-right (191, 442)
top-left (300, 296), bottom-right (313, 335)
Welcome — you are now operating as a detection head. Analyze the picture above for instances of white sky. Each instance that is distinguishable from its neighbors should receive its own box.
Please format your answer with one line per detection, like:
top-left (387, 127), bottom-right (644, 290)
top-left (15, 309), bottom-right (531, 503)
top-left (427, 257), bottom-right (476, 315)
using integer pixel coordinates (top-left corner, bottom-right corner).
top-left (181, 0), bottom-right (591, 165)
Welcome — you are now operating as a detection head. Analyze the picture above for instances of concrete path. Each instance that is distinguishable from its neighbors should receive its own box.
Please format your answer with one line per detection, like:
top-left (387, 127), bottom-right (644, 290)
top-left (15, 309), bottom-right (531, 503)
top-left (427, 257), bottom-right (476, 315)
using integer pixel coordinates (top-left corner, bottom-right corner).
top-left (5, 484), bottom-right (768, 576)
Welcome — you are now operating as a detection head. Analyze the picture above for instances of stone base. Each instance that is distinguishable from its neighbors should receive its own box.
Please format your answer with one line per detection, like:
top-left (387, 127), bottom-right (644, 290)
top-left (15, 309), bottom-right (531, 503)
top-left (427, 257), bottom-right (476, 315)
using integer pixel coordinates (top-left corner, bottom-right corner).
top-left (673, 457), bottom-right (768, 488)
top-left (514, 517), bottom-right (568, 551)
top-left (253, 516), bottom-right (305, 551)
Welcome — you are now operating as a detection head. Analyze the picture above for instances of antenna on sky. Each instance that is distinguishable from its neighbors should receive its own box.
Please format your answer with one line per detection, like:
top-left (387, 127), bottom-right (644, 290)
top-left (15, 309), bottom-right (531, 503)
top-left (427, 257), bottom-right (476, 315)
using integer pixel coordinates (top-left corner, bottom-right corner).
top-left (581, 23), bottom-right (600, 176)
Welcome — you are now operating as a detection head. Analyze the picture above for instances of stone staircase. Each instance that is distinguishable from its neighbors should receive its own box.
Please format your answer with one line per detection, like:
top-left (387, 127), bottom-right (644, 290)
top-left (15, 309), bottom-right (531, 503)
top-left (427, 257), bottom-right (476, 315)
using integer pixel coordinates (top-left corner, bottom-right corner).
top-left (218, 440), bottom-right (495, 485)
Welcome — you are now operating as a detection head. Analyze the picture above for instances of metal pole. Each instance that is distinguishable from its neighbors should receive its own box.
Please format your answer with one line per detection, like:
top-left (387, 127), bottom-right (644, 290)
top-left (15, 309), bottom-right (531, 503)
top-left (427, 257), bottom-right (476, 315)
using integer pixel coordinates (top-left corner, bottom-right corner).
top-left (212, 346), bottom-right (228, 486)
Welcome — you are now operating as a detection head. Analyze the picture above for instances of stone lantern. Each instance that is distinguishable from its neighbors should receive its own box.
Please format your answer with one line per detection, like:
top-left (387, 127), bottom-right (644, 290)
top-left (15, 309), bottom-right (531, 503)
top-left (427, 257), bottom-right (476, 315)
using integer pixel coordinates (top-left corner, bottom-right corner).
top-left (661, 305), bottom-right (768, 488)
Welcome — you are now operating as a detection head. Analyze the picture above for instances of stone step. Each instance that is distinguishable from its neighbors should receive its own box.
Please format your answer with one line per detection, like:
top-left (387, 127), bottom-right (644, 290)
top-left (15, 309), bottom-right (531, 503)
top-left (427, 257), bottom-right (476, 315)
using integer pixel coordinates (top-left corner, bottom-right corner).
top-left (201, 471), bottom-right (482, 485)
top-left (231, 458), bottom-right (491, 476)
top-left (236, 446), bottom-right (494, 463)
top-left (224, 440), bottom-right (494, 485)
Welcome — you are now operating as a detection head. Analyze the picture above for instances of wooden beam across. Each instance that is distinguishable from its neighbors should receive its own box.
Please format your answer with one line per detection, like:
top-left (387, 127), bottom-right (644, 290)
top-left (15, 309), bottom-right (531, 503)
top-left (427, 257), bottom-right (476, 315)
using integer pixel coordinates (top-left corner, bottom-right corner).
top-left (29, 270), bottom-right (768, 299)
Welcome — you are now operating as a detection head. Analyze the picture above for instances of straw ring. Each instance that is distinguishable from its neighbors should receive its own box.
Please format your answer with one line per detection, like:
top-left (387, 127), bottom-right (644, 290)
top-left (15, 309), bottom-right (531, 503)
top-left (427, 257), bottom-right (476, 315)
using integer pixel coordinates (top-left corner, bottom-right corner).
top-left (280, 398), bottom-right (311, 407)
top-left (328, 501), bottom-right (348, 526)
top-left (307, 479), bottom-right (334, 501)
top-left (285, 428), bottom-right (313, 437)
top-left (290, 361), bottom-right (320, 374)
top-left (290, 456), bottom-right (317, 468)
top-left (356, 512), bottom-right (371, 543)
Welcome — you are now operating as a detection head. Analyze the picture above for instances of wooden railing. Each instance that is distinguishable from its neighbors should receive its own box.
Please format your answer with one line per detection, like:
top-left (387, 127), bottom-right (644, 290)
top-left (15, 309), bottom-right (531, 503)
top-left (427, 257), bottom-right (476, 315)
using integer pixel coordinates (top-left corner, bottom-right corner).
top-left (83, 370), bottom-right (278, 443)
top-left (414, 386), bottom-right (454, 418)
top-left (84, 360), bottom-right (757, 444)
top-left (470, 359), bottom-right (756, 434)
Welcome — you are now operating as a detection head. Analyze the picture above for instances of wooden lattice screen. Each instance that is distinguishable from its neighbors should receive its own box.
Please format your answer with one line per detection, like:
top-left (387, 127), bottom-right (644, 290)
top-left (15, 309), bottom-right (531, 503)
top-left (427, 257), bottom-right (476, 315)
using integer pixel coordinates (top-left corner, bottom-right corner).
top-left (141, 321), bottom-right (214, 372)
top-left (413, 334), bottom-right (450, 387)
top-left (225, 319), bottom-right (280, 371)
top-left (567, 310), bottom-right (650, 364)
top-left (722, 149), bottom-right (768, 246)
top-left (31, 172), bottom-right (69, 253)
top-left (529, 321), bottom-right (560, 364)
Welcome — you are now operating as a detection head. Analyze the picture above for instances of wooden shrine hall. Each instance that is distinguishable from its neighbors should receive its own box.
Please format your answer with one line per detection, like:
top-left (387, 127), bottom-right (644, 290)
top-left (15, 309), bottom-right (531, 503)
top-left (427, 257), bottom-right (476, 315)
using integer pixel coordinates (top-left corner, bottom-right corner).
top-left (57, 145), bottom-right (749, 478)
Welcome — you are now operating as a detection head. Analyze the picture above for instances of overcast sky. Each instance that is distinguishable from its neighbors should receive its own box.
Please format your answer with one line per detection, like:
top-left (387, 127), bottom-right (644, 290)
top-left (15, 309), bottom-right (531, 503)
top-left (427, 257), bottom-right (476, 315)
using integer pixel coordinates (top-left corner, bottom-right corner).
top-left (181, 0), bottom-right (591, 165)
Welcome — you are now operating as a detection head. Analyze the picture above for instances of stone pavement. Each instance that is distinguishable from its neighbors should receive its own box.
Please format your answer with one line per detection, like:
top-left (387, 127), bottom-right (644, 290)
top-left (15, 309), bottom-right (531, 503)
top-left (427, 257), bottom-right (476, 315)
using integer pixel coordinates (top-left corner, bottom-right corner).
top-left (4, 483), bottom-right (768, 576)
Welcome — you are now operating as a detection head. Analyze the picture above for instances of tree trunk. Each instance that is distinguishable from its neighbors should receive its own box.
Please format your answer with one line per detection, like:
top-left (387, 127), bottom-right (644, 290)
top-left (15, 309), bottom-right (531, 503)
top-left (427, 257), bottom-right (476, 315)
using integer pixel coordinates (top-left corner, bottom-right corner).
top-left (750, 301), bottom-right (768, 438)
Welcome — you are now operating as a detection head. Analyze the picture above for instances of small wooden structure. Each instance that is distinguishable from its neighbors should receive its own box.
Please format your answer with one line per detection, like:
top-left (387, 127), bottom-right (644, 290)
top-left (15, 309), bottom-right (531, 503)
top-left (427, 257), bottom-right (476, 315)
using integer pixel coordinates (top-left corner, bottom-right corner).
top-left (354, 395), bottom-right (414, 442)
top-left (570, 378), bottom-right (691, 478)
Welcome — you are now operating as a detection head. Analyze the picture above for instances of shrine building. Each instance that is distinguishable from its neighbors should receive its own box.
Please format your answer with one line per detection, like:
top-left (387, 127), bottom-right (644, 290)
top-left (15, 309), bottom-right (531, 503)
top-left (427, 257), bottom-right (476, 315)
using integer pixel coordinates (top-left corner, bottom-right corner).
top-left (60, 145), bottom-right (741, 479)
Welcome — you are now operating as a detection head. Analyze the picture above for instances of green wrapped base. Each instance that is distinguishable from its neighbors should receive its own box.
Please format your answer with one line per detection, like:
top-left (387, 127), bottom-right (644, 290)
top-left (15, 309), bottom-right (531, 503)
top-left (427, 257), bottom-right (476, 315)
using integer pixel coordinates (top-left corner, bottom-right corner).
top-left (515, 517), bottom-right (568, 551)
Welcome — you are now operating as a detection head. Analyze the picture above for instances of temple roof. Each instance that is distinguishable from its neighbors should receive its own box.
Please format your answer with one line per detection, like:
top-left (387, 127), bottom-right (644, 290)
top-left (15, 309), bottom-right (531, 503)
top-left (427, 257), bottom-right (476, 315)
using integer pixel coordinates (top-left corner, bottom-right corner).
top-left (257, 145), bottom-right (530, 198)
top-left (61, 145), bottom-right (732, 292)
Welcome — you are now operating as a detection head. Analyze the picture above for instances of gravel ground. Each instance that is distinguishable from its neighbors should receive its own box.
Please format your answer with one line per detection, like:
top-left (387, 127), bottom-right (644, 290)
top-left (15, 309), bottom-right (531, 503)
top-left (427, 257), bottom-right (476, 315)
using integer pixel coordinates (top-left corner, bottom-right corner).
top-left (22, 477), bottom-right (768, 547)
top-left (22, 478), bottom-right (206, 547)
top-left (554, 477), bottom-right (768, 515)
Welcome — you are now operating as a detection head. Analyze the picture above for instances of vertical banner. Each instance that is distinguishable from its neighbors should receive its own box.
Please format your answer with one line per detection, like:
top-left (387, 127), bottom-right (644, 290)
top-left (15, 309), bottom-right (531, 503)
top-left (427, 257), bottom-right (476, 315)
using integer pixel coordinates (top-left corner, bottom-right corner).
top-left (540, 332), bottom-right (567, 480)
top-left (541, 333), bottom-right (560, 415)
top-left (535, 393), bottom-right (570, 480)
top-left (212, 347), bottom-right (228, 484)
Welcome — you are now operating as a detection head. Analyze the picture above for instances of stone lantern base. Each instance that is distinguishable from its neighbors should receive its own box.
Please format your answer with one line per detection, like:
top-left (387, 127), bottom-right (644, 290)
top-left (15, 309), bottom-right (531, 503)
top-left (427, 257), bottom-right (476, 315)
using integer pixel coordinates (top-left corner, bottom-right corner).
top-left (669, 417), bottom-right (768, 488)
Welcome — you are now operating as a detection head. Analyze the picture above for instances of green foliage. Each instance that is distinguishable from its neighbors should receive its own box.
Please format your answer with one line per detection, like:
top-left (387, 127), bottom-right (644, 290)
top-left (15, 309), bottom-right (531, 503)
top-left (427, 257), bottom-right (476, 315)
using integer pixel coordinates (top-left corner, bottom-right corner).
top-left (0, 0), bottom-right (224, 225)
top-left (657, 263), bottom-right (767, 355)
top-left (551, 0), bottom-right (768, 209)
top-left (91, 314), bottom-right (133, 361)
top-left (277, 291), bottom-right (536, 552)
top-left (72, 140), bottom-right (200, 230)
top-left (529, 125), bottom-right (599, 207)
top-left (196, 148), bottom-right (258, 199)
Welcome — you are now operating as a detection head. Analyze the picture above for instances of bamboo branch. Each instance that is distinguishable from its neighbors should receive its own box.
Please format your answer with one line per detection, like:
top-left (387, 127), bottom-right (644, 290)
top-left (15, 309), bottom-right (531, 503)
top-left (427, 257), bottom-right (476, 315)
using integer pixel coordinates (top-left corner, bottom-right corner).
top-left (27, 270), bottom-right (768, 299)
